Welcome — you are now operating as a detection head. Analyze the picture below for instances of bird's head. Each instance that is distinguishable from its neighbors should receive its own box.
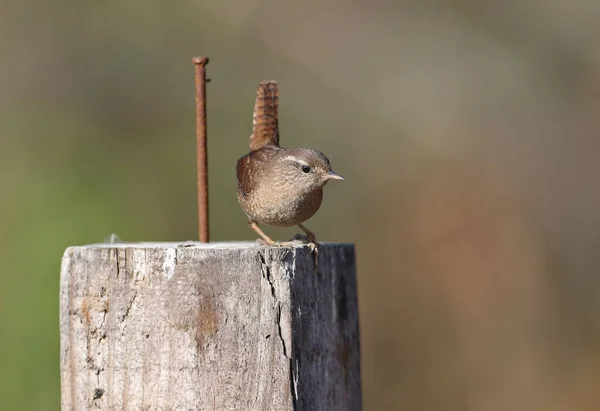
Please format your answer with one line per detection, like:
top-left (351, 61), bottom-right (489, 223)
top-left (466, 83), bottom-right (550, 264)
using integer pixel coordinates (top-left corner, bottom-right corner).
top-left (276, 147), bottom-right (344, 192)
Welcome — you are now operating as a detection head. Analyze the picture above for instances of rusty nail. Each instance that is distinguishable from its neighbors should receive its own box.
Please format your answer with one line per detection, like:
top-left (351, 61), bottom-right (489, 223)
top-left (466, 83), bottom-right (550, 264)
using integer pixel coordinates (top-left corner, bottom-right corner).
top-left (192, 56), bottom-right (210, 243)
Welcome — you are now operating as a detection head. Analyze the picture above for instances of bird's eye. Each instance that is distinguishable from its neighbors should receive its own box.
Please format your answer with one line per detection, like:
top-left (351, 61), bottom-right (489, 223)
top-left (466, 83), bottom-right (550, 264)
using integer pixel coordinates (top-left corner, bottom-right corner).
top-left (301, 165), bottom-right (311, 173)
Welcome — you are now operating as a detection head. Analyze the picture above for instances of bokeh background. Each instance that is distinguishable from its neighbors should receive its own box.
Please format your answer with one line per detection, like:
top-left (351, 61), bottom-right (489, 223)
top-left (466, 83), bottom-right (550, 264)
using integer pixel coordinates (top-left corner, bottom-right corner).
top-left (2, 0), bottom-right (600, 410)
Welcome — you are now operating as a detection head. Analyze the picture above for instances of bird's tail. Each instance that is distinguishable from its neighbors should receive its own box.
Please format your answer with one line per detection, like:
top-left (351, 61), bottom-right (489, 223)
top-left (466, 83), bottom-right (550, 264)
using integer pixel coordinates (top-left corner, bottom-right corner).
top-left (249, 80), bottom-right (279, 151)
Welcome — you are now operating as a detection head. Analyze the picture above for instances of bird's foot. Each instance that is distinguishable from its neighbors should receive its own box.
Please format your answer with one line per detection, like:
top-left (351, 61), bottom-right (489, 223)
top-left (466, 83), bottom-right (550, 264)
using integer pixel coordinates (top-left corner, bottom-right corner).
top-left (290, 229), bottom-right (320, 272)
top-left (290, 233), bottom-right (319, 254)
top-left (256, 238), bottom-right (295, 248)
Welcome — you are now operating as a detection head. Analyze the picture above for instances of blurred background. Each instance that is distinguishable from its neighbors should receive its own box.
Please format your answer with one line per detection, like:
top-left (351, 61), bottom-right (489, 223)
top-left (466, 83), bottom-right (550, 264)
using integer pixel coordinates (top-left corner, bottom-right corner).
top-left (2, 0), bottom-right (600, 409)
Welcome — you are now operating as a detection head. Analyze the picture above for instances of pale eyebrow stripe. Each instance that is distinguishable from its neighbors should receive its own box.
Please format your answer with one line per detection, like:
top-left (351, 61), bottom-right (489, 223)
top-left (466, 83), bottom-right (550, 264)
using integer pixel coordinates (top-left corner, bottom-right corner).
top-left (282, 156), bottom-right (309, 167)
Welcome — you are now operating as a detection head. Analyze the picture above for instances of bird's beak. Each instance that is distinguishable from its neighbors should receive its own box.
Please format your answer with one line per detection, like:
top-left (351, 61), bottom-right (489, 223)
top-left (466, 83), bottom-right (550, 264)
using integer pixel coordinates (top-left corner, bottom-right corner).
top-left (325, 171), bottom-right (344, 180)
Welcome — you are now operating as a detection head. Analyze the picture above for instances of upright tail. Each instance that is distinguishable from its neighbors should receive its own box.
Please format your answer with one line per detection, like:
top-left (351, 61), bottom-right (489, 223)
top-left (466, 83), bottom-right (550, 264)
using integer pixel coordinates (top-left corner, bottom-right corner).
top-left (249, 81), bottom-right (279, 151)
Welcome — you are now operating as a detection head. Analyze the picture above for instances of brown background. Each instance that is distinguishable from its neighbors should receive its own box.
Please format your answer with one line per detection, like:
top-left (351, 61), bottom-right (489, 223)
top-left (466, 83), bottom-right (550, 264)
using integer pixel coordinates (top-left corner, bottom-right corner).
top-left (2, 0), bottom-right (600, 410)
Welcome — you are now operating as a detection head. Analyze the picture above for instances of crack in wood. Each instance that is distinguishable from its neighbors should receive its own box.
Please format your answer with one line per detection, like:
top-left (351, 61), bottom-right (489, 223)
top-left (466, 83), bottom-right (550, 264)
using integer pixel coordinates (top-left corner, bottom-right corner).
top-left (60, 244), bottom-right (360, 410)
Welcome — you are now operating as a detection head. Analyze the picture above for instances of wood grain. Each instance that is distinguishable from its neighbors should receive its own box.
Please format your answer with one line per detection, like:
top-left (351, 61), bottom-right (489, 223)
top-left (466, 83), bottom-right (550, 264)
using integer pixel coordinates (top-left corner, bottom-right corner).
top-left (60, 242), bottom-right (360, 410)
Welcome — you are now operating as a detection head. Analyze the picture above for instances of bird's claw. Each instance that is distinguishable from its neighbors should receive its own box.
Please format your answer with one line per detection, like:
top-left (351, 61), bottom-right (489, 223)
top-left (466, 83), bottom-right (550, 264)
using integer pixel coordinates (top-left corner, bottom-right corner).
top-left (307, 242), bottom-right (318, 254)
top-left (257, 235), bottom-right (318, 254)
top-left (256, 238), bottom-right (294, 248)
top-left (275, 241), bottom-right (295, 248)
top-left (289, 234), bottom-right (319, 253)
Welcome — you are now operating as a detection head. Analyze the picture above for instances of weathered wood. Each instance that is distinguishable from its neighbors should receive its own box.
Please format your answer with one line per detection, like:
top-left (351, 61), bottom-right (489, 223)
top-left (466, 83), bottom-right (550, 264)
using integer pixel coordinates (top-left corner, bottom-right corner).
top-left (60, 242), bottom-right (360, 411)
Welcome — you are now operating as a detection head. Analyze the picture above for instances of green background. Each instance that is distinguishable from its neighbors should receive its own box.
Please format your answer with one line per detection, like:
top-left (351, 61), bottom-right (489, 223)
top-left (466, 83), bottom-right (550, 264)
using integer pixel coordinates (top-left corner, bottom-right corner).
top-left (2, 1), bottom-right (600, 410)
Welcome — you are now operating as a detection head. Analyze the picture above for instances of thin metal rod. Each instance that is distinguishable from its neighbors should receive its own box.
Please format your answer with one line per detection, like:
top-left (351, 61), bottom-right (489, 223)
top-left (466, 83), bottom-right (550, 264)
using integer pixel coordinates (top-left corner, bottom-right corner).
top-left (192, 56), bottom-right (210, 242)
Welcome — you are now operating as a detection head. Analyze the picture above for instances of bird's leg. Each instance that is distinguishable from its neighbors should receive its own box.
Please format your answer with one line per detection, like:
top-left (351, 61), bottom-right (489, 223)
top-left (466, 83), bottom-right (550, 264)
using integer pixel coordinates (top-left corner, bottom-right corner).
top-left (249, 222), bottom-right (276, 245)
top-left (298, 223), bottom-right (317, 244)
top-left (297, 224), bottom-right (320, 273)
top-left (297, 223), bottom-right (320, 254)
top-left (250, 222), bottom-right (293, 247)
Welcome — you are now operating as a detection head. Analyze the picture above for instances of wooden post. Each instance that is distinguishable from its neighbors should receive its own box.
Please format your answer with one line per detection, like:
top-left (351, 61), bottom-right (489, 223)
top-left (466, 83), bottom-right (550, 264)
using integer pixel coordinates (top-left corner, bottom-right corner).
top-left (60, 242), bottom-right (360, 410)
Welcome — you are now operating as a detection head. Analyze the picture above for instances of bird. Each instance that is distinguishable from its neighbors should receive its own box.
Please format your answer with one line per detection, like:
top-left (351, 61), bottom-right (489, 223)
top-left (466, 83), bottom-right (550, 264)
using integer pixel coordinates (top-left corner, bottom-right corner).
top-left (236, 80), bottom-right (344, 248)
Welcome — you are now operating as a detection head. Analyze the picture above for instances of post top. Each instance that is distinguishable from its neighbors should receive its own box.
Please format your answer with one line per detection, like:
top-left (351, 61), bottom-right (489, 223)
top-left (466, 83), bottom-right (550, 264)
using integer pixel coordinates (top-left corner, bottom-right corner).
top-left (66, 241), bottom-right (354, 251)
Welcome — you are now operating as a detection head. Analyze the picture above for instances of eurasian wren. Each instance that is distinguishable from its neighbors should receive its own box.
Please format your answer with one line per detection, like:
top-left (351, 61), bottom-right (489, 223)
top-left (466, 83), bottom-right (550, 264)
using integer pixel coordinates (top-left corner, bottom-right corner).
top-left (236, 81), bottom-right (344, 246)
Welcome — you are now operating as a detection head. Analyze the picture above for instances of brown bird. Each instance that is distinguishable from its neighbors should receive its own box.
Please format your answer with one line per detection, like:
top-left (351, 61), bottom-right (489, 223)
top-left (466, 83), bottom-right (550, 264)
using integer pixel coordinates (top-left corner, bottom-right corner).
top-left (236, 81), bottom-right (344, 247)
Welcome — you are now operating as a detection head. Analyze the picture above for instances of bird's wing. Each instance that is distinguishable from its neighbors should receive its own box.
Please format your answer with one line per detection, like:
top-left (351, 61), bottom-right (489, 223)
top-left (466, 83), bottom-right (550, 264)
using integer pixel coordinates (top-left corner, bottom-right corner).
top-left (236, 146), bottom-right (281, 199)
top-left (249, 81), bottom-right (279, 151)
top-left (236, 154), bottom-right (253, 199)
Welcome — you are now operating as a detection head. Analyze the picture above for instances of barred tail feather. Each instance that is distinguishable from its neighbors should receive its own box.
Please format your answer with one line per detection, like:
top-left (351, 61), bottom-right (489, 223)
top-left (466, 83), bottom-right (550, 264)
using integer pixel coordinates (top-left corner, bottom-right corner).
top-left (250, 80), bottom-right (279, 150)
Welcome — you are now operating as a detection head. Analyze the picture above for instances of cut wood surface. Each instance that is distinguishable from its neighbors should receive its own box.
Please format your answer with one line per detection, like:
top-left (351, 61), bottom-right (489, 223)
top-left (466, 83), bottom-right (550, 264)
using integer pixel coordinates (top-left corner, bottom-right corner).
top-left (60, 242), bottom-right (360, 411)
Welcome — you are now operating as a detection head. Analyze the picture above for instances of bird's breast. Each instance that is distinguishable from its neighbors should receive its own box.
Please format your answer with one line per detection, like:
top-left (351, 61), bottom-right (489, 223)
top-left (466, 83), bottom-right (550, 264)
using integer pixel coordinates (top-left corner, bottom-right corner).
top-left (238, 185), bottom-right (323, 227)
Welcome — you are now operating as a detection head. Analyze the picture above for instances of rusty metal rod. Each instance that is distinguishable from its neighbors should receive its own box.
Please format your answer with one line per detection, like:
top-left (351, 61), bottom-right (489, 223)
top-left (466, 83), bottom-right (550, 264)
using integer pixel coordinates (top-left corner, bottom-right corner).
top-left (192, 56), bottom-right (210, 242)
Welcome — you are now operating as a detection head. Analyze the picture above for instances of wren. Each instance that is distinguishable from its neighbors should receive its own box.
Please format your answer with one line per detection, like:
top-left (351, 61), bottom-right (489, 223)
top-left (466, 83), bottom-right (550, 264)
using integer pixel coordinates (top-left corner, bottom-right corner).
top-left (236, 81), bottom-right (344, 247)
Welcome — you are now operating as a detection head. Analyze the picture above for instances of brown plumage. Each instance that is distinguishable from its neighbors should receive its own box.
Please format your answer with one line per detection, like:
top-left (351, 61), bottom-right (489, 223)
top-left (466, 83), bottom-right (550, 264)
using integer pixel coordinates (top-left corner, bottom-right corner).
top-left (249, 81), bottom-right (279, 151)
top-left (236, 81), bottom-right (344, 246)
